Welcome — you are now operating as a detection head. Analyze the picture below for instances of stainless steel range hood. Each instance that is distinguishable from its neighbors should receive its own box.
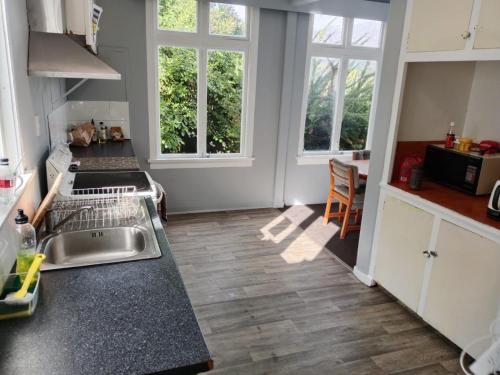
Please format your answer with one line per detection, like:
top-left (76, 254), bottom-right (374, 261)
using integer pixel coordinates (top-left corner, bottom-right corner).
top-left (27, 0), bottom-right (120, 80)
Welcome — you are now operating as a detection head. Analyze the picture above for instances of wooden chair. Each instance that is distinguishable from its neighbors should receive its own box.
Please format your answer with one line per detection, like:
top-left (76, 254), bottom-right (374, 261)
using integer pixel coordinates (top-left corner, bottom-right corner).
top-left (323, 158), bottom-right (365, 239)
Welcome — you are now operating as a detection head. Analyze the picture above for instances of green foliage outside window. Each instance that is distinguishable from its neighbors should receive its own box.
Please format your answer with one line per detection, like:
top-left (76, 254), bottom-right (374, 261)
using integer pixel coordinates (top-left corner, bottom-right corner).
top-left (340, 60), bottom-right (375, 151)
top-left (158, 0), bottom-right (245, 154)
top-left (305, 16), bottom-right (377, 152)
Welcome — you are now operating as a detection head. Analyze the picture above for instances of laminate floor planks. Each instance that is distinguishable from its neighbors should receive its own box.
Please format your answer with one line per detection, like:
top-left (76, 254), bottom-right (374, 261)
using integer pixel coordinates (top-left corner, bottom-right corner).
top-left (165, 207), bottom-right (462, 374)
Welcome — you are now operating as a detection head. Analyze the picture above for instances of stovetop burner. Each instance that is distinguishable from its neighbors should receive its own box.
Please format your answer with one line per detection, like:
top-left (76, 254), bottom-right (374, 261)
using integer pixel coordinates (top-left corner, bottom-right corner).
top-left (73, 172), bottom-right (153, 193)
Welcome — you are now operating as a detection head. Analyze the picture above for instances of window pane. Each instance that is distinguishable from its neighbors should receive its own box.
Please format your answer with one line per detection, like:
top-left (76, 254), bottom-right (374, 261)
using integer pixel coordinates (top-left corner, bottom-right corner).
top-left (158, 0), bottom-right (197, 32)
top-left (158, 47), bottom-right (198, 154)
top-left (351, 18), bottom-right (383, 48)
top-left (209, 3), bottom-right (247, 37)
top-left (304, 57), bottom-right (340, 151)
top-left (340, 59), bottom-right (376, 151)
top-left (312, 15), bottom-right (343, 45)
top-left (207, 50), bottom-right (244, 154)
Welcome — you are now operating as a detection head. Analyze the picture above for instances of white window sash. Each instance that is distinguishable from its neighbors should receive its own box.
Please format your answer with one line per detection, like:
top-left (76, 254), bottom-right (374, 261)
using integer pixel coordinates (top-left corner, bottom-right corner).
top-left (298, 13), bottom-right (384, 158)
top-left (0, 0), bottom-right (22, 167)
top-left (146, 0), bottom-right (259, 165)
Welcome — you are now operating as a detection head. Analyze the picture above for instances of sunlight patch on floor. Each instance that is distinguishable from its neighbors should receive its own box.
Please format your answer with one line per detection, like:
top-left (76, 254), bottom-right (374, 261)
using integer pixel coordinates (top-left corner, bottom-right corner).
top-left (260, 205), bottom-right (314, 244)
top-left (280, 216), bottom-right (340, 264)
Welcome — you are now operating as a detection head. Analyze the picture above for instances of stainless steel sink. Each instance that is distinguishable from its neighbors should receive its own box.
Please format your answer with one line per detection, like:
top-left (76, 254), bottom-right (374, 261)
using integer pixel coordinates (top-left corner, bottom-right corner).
top-left (39, 199), bottom-right (161, 271)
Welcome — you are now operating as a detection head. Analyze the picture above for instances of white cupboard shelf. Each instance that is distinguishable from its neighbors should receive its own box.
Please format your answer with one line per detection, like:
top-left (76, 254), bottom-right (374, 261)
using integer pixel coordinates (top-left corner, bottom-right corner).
top-left (28, 32), bottom-right (121, 80)
top-left (373, 191), bottom-right (500, 358)
top-left (422, 220), bottom-right (500, 358)
top-left (373, 196), bottom-right (433, 311)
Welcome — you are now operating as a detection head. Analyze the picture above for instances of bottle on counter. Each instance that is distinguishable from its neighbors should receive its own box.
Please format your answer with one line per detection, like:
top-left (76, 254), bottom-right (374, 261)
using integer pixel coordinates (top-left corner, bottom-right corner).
top-left (0, 158), bottom-right (15, 203)
top-left (445, 122), bottom-right (456, 148)
top-left (91, 119), bottom-right (98, 143)
top-left (99, 125), bottom-right (107, 144)
top-left (15, 209), bottom-right (36, 281)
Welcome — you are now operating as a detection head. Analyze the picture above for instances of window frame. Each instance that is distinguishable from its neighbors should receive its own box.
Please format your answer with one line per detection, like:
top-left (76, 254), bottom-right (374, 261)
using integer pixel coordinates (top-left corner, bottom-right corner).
top-left (146, 0), bottom-right (259, 168)
top-left (0, 0), bottom-right (22, 168)
top-left (297, 13), bottom-right (385, 164)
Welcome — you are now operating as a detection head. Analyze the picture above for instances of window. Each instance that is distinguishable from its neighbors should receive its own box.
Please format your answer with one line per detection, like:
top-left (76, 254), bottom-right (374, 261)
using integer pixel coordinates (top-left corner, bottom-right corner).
top-left (299, 14), bottom-right (384, 161)
top-left (0, 0), bottom-right (21, 168)
top-left (146, 0), bottom-right (259, 168)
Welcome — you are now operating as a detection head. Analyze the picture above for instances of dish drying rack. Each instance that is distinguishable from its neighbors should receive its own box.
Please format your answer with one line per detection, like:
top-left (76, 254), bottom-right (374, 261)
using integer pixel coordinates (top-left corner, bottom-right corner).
top-left (47, 186), bottom-right (144, 232)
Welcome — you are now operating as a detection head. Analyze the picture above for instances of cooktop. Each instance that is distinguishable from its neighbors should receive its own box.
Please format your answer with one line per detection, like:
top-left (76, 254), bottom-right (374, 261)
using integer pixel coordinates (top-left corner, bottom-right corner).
top-left (73, 171), bottom-right (153, 193)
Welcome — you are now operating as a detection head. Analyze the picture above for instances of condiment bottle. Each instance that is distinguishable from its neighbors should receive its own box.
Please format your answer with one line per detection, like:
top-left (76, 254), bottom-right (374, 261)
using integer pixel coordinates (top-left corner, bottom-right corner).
top-left (0, 158), bottom-right (14, 203)
top-left (445, 122), bottom-right (455, 148)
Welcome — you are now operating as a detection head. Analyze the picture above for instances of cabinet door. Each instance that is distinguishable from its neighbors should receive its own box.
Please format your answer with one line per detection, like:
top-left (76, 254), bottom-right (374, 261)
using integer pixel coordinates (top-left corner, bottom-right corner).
top-left (374, 196), bottom-right (434, 311)
top-left (474, 0), bottom-right (500, 49)
top-left (407, 0), bottom-right (475, 52)
top-left (422, 221), bottom-right (500, 358)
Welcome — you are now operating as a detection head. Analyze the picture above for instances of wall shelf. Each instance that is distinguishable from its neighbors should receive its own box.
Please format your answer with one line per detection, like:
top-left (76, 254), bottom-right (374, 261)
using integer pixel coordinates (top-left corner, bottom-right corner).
top-left (28, 32), bottom-right (121, 80)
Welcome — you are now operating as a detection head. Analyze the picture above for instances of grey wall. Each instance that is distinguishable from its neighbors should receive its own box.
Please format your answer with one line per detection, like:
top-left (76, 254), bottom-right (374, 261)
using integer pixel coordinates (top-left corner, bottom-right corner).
top-left (355, 0), bottom-right (406, 275)
top-left (282, 12), bottom-right (331, 207)
top-left (214, 0), bottom-right (388, 21)
top-left (70, 1), bottom-right (286, 212)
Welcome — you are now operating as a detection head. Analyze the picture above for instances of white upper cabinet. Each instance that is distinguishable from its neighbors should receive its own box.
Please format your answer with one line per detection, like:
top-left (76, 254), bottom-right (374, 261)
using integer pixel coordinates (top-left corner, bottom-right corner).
top-left (407, 0), bottom-right (475, 52)
top-left (474, 0), bottom-right (500, 49)
top-left (405, 0), bottom-right (500, 56)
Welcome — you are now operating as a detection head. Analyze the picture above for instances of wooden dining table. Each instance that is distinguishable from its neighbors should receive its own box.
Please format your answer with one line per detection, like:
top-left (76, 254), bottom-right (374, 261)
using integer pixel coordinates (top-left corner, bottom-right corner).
top-left (343, 159), bottom-right (370, 180)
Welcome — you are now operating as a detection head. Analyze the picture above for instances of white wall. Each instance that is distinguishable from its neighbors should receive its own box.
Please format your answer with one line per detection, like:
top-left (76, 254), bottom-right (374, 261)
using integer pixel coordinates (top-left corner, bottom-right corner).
top-left (0, 0), bottom-right (65, 276)
top-left (397, 62), bottom-right (476, 142)
top-left (463, 61), bottom-right (500, 141)
top-left (355, 0), bottom-right (407, 276)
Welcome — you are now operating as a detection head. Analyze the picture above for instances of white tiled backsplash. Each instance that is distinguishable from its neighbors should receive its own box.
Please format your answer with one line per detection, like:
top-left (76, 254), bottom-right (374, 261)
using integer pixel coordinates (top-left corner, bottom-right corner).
top-left (48, 101), bottom-right (131, 148)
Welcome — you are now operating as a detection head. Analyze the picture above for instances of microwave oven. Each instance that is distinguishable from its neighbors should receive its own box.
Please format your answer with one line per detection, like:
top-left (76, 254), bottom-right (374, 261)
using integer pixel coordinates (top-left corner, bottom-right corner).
top-left (424, 144), bottom-right (500, 195)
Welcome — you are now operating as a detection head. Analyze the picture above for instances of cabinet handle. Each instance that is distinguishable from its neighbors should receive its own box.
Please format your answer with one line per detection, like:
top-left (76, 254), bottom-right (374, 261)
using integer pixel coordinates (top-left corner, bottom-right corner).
top-left (461, 31), bottom-right (472, 40)
top-left (423, 250), bottom-right (438, 258)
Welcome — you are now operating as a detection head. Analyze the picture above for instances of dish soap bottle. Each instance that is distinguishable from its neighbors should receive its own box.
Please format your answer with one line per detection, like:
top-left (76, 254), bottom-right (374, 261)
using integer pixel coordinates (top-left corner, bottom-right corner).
top-left (15, 209), bottom-right (36, 280)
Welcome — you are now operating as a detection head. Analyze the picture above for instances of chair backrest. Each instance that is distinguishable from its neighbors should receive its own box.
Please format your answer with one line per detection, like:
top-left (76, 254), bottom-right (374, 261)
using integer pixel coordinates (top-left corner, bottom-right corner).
top-left (329, 158), bottom-right (360, 194)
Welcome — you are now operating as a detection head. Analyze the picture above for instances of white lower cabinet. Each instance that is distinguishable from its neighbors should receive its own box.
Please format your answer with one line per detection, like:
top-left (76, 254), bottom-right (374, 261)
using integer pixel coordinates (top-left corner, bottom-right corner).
top-left (374, 196), bottom-right (434, 311)
top-left (374, 194), bottom-right (500, 358)
top-left (422, 220), bottom-right (500, 357)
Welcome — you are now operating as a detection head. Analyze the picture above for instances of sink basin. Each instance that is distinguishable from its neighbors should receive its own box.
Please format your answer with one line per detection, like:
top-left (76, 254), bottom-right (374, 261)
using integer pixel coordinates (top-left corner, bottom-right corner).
top-left (40, 200), bottom-right (161, 271)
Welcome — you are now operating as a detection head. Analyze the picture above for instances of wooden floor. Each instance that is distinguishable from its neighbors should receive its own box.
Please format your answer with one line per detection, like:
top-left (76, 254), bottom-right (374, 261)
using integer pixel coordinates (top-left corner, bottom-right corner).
top-left (165, 207), bottom-right (462, 374)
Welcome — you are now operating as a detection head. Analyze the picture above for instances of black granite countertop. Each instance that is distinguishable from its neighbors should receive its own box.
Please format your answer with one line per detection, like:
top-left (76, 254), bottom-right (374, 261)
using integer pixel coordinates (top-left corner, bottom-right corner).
top-left (70, 140), bottom-right (135, 158)
top-left (0, 199), bottom-right (211, 375)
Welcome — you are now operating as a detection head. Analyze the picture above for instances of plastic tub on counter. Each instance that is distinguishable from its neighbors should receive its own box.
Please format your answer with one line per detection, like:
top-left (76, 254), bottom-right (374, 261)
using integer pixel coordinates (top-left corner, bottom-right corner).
top-left (0, 272), bottom-right (41, 320)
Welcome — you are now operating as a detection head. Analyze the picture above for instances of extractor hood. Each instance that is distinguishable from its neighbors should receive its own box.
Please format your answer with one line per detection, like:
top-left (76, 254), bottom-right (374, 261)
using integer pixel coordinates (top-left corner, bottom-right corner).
top-left (28, 32), bottom-right (120, 80)
top-left (26, 0), bottom-right (120, 80)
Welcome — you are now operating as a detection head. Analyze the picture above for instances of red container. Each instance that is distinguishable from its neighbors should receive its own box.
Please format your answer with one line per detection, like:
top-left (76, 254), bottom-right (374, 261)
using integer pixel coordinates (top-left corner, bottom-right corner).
top-left (399, 155), bottom-right (423, 183)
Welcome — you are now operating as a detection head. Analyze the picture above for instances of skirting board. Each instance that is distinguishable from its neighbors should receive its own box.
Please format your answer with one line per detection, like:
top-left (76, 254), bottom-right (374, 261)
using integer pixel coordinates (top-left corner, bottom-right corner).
top-left (167, 203), bottom-right (274, 216)
top-left (353, 266), bottom-right (377, 287)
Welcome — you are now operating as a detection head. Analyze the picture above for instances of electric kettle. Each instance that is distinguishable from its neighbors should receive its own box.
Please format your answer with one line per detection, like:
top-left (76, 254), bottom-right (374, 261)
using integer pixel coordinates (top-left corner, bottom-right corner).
top-left (488, 180), bottom-right (500, 220)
